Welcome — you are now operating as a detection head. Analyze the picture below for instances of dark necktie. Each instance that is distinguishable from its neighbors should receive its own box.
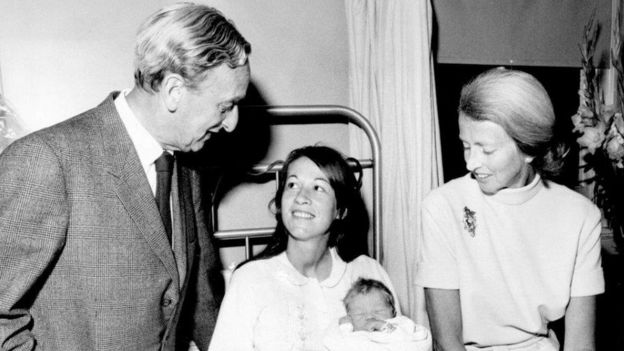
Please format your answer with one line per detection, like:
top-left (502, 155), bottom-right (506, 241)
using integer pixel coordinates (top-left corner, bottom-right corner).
top-left (155, 151), bottom-right (174, 243)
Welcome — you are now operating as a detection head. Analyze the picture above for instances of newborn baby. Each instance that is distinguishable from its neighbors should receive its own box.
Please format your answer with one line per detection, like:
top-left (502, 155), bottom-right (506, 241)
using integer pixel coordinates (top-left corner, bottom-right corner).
top-left (323, 278), bottom-right (431, 351)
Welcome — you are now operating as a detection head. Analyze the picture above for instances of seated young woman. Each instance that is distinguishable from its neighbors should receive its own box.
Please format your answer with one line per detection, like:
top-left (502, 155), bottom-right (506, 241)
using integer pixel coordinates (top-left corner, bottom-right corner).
top-left (208, 145), bottom-right (399, 351)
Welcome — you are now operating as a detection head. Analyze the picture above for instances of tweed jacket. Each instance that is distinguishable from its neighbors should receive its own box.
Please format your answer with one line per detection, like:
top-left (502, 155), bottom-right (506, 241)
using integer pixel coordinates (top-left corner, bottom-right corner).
top-left (0, 93), bottom-right (224, 350)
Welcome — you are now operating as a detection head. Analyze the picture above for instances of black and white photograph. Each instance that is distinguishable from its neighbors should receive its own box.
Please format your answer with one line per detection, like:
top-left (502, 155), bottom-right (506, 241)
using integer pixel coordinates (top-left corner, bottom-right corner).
top-left (0, 1), bottom-right (622, 350)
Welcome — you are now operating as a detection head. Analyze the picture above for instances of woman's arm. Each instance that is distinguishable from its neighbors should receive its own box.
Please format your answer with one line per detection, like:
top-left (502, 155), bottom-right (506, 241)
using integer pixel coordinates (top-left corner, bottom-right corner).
top-left (425, 288), bottom-right (466, 351)
top-left (415, 285), bottom-right (430, 328)
top-left (563, 295), bottom-right (596, 351)
top-left (563, 200), bottom-right (603, 351)
top-left (207, 268), bottom-right (257, 351)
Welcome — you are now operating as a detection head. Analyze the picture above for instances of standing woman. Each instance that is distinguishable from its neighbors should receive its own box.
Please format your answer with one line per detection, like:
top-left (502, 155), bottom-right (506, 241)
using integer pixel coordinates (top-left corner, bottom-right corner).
top-left (209, 145), bottom-right (399, 351)
top-left (416, 68), bottom-right (604, 350)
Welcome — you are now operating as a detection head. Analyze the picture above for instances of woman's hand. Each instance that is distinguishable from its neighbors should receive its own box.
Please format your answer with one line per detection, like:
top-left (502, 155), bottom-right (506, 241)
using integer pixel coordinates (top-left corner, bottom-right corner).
top-left (425, 288), bottom-right (466, 351)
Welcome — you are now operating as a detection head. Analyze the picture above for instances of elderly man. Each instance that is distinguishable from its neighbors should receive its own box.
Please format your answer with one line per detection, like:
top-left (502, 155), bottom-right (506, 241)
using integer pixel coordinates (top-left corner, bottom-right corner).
top-left (0, 3), bottom-right (251, 350)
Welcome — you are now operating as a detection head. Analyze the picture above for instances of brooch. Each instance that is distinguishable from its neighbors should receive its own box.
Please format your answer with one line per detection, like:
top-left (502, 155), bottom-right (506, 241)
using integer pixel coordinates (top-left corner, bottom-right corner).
top-left (463, 206), bottom-right (476, 237)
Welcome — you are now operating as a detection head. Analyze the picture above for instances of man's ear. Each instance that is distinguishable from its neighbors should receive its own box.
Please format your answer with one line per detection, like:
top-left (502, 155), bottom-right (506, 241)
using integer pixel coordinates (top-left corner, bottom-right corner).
top-left (161, 73), bottom-right (185, 112)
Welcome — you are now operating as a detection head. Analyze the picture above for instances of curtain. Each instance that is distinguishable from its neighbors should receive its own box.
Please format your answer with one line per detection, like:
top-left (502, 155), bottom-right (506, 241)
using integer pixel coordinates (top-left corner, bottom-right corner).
top-left (345, 0), bottom-right (444, 322)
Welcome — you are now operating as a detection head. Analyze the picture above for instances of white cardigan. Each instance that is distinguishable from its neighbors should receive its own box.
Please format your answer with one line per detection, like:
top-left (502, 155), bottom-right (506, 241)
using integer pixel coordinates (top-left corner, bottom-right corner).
top-left (209, 249), bottom-right (397, 351)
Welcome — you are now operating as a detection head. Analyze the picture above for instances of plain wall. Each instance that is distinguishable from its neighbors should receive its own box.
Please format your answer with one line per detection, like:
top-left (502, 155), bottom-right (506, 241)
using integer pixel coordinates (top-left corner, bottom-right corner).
top-left (0, 0), bottom-right (349, 127)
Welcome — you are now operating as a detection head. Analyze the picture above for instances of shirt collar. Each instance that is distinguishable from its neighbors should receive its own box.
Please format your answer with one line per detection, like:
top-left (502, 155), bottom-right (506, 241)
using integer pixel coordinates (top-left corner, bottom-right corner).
top-left (273, 248), bottom-right (347, 287)
top-left (487, 173), bottom-right (543, 205)
top-left (114, 89), bottom-right (164, 172)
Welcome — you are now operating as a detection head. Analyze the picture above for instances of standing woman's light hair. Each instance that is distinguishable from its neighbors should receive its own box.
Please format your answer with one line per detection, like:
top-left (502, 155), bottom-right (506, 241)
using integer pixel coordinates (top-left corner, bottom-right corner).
top-left (134, 2), bottom-right (251, 93)
top-left (458, 67), bottom-right (568, 179)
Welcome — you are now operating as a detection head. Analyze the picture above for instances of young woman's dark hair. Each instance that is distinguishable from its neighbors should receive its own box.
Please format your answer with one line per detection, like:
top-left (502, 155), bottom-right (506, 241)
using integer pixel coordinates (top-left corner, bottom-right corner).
top-left (245, 145), bottom-right (369, 265)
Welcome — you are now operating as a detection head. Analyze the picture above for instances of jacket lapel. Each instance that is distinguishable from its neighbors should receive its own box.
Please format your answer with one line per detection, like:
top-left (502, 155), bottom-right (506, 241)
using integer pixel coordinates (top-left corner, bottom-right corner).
top-left (96, 93), bottom-right (180, 284)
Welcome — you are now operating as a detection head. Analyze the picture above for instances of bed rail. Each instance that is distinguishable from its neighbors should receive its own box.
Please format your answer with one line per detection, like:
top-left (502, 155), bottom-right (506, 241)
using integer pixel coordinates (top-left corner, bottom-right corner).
top-left (212, 105), bottom-right (383, 261)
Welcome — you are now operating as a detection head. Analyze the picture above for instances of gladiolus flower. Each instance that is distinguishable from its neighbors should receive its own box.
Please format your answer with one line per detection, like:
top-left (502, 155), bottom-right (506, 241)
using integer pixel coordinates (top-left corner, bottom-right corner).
top-left (605, 133), bottom-right (624, 162)
top-left (571, 113), bottom-right (584, 133)
top-left (613, 113), bottom-right (624, 134)
top-left (577, 123), bottom-right (606, 154)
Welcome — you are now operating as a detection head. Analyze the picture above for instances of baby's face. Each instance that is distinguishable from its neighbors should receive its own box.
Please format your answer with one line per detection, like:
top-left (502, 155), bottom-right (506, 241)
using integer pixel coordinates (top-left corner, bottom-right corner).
top-left (346, 291), bottom-right (394, 331)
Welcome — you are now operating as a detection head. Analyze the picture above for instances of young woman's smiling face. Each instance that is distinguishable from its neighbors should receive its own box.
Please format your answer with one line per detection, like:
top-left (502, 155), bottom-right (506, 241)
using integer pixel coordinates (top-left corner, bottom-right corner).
top-left (281, 157), bottom-right (339, 243)
top-left (458, 113), bottom-right (534, 195)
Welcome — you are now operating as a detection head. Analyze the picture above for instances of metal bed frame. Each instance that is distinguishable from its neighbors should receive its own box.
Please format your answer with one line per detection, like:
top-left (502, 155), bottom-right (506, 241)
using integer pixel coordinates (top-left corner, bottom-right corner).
top-left (211, 105), bottom-right (383, 261)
